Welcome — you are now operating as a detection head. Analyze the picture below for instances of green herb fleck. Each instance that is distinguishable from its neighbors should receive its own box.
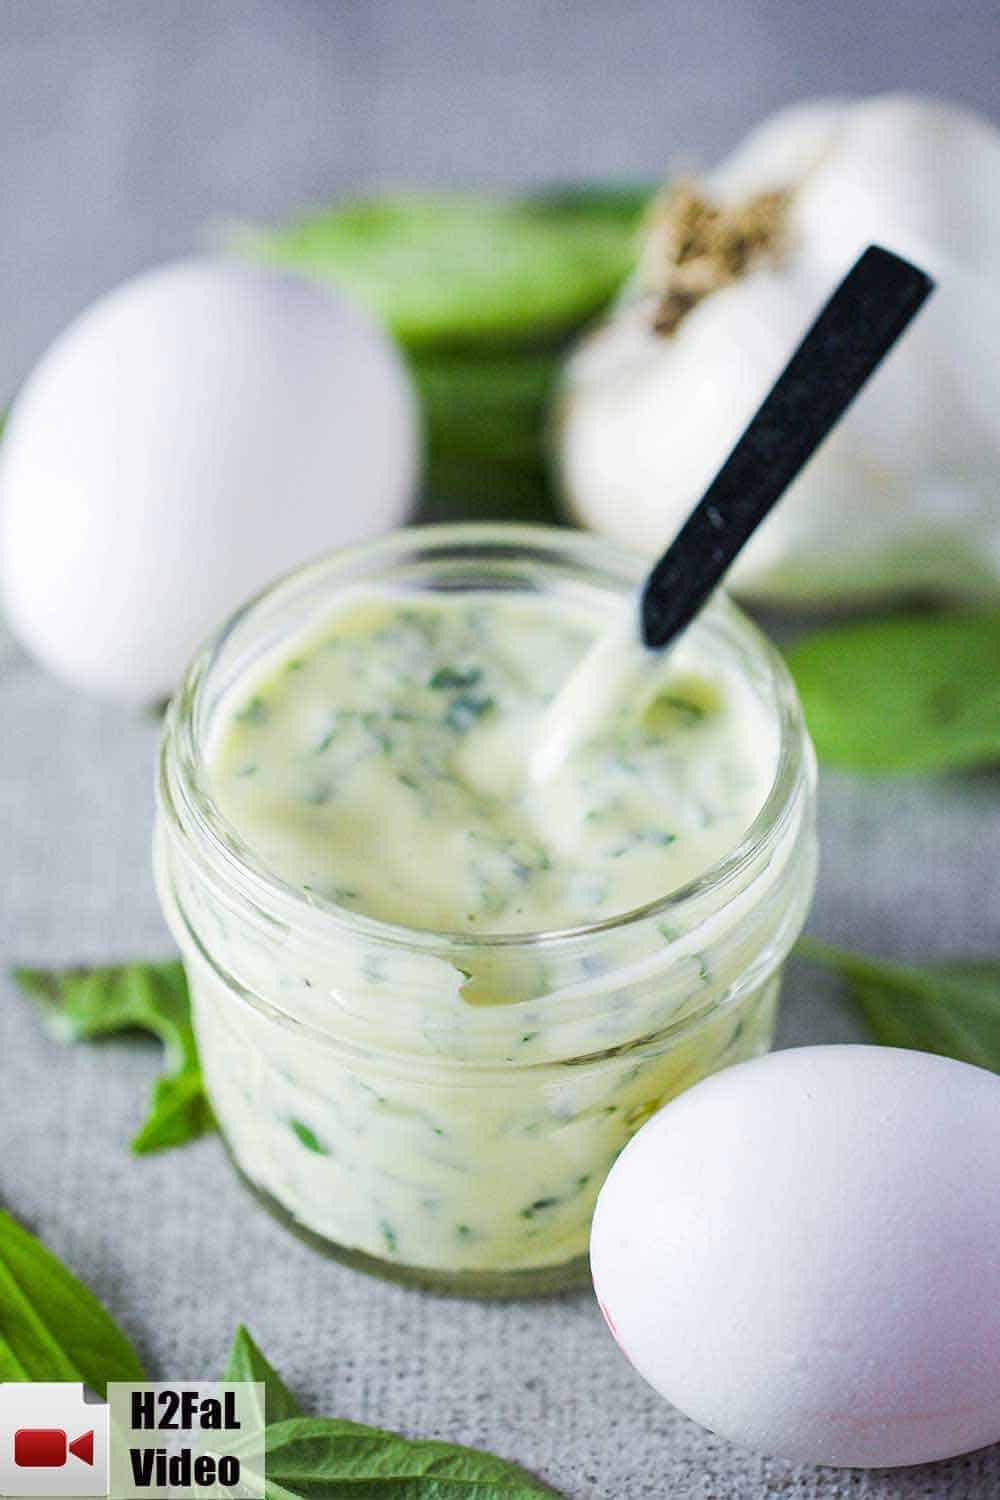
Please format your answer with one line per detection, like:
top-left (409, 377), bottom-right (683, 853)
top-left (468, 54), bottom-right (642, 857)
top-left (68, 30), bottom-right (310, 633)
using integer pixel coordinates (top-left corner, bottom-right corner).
top-left (430, 665), bottom-right (482, 691)
top-left (661, 694), bottom-right (707, 723)
top-left (520, 1196), bottom-right (559, 1220)
top-left (362, 713), bottom-right (394, 752)
top-left (290, 1120), bottom-right (329, 1154)
top-left (236, 696), bottom-right (269, 725)
top-left (445, 693), bottom-right (495, 733)
top-left (380, 1220), bottom-right (399, 1255)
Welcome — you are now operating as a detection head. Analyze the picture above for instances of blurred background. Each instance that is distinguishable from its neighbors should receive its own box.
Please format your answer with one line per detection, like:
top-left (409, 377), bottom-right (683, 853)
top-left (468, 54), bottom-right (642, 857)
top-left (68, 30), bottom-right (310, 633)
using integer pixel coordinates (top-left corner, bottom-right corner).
top-left (2, 0), bottom-right (997, 396)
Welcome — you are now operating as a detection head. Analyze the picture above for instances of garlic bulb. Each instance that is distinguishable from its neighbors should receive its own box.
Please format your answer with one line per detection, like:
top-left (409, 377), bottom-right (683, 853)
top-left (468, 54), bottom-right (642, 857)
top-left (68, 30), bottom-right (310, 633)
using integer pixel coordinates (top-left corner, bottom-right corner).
top-left (558, 95), bottom-right (1000, 603)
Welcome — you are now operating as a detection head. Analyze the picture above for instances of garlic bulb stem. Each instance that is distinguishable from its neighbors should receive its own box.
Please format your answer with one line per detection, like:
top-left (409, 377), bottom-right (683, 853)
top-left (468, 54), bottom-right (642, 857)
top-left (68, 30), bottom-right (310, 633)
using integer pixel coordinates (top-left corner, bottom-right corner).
top-left (642, 180), bottom-right (790, 335)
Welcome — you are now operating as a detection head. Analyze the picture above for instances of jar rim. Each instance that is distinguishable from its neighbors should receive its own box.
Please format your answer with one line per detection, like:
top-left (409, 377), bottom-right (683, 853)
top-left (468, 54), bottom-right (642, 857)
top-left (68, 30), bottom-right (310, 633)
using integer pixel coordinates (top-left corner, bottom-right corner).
top-left (159, 522), bottom-right (812, 958)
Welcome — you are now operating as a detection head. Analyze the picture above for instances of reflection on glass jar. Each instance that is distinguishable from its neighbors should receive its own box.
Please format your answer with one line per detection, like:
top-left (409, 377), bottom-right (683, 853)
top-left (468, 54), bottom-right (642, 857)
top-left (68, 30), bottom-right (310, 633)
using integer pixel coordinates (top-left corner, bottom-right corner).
top-left (155, 525), bottom-right (817, 1295)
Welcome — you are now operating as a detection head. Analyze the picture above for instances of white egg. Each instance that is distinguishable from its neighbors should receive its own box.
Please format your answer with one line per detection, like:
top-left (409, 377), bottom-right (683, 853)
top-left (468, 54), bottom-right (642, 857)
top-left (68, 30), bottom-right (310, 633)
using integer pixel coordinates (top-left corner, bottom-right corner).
top-left (0, 258), bottom-right (420, 701)
top-left (591, 1045), bottom-right (1000, 1468)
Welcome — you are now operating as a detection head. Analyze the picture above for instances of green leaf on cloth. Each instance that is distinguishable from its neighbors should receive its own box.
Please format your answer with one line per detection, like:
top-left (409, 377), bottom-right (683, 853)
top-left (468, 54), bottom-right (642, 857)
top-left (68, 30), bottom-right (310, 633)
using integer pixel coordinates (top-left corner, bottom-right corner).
top-left (222, 1332), bottom-right (562, 1496)
top-left (238, 186), bottom-right (649, 349)
top-left (223, 1325), bottom-right (304, 1428)
top-left (11, 961), bottom-right (214, 1153)
top-left (798, 936), bottom-right (1000, 1072)
top-left (786, 610), bottom-right (1000, 773)
top-left (0, 1209), bottom-right (145, 1394)
top-left (249, 1416), bottom-right (562, 1498)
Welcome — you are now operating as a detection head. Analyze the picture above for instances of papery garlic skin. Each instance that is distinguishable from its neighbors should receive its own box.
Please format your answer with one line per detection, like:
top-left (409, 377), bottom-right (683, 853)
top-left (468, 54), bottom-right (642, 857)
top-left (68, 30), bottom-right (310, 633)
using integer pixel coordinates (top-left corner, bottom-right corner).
top-left (558, 95), bottom-right (1000, 604)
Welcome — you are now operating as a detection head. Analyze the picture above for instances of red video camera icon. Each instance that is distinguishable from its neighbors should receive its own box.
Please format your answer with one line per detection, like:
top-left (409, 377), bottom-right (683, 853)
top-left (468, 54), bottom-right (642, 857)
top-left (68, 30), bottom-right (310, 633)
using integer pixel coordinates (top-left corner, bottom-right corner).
top-left (13, 1429), bottom-right (95, 1469)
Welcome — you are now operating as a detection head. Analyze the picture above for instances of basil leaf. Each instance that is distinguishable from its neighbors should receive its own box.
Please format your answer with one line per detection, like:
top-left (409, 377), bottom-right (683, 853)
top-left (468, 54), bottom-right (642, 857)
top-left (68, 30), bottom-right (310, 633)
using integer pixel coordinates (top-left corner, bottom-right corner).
top-left (214, 1338), bottom-right (562, 1493)
top-left (0, 1209), bottom-right (145, 1394)
top-left (411, 350), bottom-right (564, 527)
top-left (12, 962), bottom-right (214, 1154)
top-left (412, 351), bottom-right (560, 468)
top-left (131, 1069), bottom-right (215, 1155)
top-left (798, 936), bottom-right (1000, 1072)
top-left (241, 1416), bottom-right (561, 1498)
top-left (239, 187), bottom-right (648, 349)
top-left (223, 1326), bottom-right (303, 1427)
top-left (786, 610), bottom-right (1000, 773)
top-left (416, 458), bottom-right (561, 529)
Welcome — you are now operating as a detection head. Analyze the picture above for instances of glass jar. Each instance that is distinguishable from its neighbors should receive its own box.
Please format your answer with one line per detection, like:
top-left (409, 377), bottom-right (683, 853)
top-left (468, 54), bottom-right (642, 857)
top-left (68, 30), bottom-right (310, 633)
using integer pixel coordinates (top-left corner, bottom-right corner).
top-left (154, 524), bottom-right (817, 1296)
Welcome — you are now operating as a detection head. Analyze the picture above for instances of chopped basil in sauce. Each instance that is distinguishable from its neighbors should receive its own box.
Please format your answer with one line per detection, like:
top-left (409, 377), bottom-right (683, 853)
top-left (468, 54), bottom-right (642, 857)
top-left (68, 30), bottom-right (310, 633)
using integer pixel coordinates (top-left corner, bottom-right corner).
top-left (210, 594), bottom-right (775, 936)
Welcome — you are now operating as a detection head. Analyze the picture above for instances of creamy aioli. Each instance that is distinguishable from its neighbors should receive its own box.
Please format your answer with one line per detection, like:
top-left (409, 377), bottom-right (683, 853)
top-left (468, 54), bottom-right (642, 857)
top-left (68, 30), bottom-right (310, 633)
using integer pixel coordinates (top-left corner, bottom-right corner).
top-left (156, 561), bottom-right (814, 1290)
top-left (209, 593), bottom-right (777, 936)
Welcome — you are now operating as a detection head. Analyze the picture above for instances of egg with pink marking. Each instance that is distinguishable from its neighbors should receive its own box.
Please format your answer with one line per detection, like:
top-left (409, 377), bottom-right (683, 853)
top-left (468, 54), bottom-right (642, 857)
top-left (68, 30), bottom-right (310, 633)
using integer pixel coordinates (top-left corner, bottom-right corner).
top-left (591, 1044), bottom-right (1000, 1467)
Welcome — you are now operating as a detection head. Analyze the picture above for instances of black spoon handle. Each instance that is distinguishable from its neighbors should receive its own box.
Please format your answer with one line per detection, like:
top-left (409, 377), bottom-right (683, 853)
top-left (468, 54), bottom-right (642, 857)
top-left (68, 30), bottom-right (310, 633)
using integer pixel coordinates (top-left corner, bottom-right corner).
top-left (640, 245), bottom-right (934, 649)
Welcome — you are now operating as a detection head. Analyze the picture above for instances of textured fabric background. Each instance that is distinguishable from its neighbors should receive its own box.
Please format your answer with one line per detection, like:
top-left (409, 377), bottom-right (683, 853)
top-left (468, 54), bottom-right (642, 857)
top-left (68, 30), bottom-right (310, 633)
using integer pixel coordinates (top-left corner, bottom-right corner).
top-left (3, 3), bottom-right (1000, 1495)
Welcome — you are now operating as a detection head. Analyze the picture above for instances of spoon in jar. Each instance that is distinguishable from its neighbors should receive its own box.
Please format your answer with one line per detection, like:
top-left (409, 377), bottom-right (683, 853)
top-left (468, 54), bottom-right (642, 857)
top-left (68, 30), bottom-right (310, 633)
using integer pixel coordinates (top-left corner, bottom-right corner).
top-left (530, 243), bottom-right (934, 783)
